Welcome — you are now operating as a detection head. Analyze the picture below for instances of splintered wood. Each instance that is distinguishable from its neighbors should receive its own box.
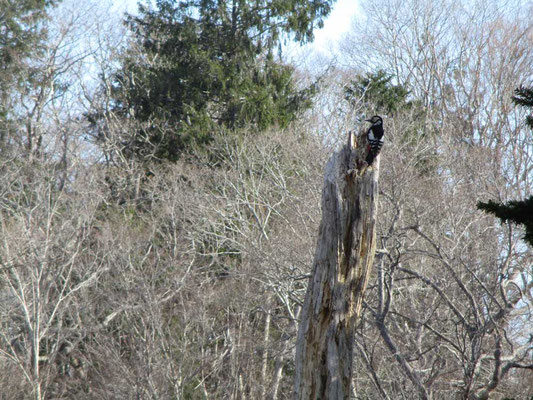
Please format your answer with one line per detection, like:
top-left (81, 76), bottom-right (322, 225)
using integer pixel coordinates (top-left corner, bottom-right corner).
top-left (294, 129), bottom-right (379, 400)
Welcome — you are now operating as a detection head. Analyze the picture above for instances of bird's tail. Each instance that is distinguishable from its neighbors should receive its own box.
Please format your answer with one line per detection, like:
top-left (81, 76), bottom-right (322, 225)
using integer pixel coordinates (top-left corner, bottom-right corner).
top-left (366, 151), bottom-right (375, 165)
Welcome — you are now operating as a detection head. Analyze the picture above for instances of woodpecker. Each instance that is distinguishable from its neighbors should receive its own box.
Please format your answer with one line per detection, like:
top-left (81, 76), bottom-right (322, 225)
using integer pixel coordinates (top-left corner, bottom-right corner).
top-left (365, 115), bottom-right (384, 165)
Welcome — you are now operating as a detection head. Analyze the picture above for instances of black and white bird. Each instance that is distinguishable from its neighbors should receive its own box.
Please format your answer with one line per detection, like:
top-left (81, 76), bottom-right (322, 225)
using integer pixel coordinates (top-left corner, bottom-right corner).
top-left (365, 115), bottom-right (384, 165)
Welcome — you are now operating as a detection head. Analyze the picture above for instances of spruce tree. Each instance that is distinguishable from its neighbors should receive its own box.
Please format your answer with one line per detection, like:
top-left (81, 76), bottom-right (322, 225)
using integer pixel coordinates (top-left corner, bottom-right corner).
top-left (100, 0), bottom-right (333, 161)
top-left (511, 85), bottom-right (533, 129)
top-left (477, 198), bottom-right (533, 246)
top-left (0, 0), bottom-right (58, 153)
top-left (344, 70), bottom-right (411, 115)
top-left (477, 85), bottom-right (533, 246)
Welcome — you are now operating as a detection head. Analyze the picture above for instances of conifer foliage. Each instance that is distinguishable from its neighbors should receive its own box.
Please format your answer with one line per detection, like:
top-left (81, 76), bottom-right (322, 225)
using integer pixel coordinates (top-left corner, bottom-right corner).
top-left (511, 85), bottom-right (533, 129)
top-left (344, 70), bottom-right (411, 115)
top-left (478, 85), bottom-right (533, 246)
top-left (477, 198), bottom-right (533, 246)
top-left (104, 0), bottom-right (333, 161)
top-left (0, 0), bottom-right (57, 152)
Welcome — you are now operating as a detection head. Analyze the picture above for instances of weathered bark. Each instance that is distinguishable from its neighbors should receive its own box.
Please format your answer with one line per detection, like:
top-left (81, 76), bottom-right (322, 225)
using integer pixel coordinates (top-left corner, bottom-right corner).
top-left (294, 130), bottom-right (380, 400)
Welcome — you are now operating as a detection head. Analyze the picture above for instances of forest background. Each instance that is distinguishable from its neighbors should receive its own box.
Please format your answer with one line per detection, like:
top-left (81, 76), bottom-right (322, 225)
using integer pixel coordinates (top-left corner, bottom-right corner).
top-left (0, 0), bottom-right (531, 399)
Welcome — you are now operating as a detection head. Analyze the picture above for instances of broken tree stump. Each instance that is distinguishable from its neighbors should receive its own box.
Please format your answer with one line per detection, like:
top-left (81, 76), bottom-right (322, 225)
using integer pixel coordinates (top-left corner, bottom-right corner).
top-left (294, 129), bottom-right (380, 400)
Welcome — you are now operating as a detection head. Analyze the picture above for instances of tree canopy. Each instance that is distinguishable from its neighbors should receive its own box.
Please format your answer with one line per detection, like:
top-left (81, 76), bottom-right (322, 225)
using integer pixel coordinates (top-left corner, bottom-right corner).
top-left (102, 0), bottom-right (334, 161)
top-left (0, 0), bottom-right (58, 153)
top-left (1, 0), bottom-right (532, 398)
top-left (344, 69), bottom-right (412, 115)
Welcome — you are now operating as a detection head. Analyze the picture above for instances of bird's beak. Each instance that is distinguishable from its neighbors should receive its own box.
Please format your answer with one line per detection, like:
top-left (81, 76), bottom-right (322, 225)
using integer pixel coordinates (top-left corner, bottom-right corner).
top-left (365, 118), bottom-right (372, 122)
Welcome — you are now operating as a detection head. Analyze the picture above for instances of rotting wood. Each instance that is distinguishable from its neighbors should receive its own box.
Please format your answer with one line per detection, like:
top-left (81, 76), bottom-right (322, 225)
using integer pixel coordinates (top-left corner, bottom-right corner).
top-left (294, 128), bottom-right (380, 400)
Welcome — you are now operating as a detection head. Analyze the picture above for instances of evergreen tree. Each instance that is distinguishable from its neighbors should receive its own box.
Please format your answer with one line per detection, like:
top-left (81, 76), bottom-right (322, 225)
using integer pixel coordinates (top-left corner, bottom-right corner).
top-left (344, 70), bottom-right (411, 115)
top-left (0, 0), bottom-right (57, 154)
top-left (478, 85), bottom-right (533, 246)
top-left (344, 69), bottom-right (438, 173)
top-left (477, 198), bottom-right (533, 246)
top-left (101, 0), bottom-right (333, 161)
top-left (511, 85), bottom-right (533, 129)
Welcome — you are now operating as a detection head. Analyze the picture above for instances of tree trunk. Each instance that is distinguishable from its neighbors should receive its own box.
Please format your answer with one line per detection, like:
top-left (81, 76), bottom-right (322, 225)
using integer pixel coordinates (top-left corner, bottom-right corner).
top-left (294, 130), bottom-right (380, 400)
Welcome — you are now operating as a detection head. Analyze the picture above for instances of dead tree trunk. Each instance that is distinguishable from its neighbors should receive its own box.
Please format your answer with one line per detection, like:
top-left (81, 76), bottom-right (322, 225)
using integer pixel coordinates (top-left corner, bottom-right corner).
top-left (294, 129), bottom-right (380, 400)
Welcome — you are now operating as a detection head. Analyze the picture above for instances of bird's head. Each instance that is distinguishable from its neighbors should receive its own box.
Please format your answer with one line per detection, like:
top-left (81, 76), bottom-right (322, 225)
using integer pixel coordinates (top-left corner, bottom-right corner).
top-left (365, 115), bottom-right (383, 125)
